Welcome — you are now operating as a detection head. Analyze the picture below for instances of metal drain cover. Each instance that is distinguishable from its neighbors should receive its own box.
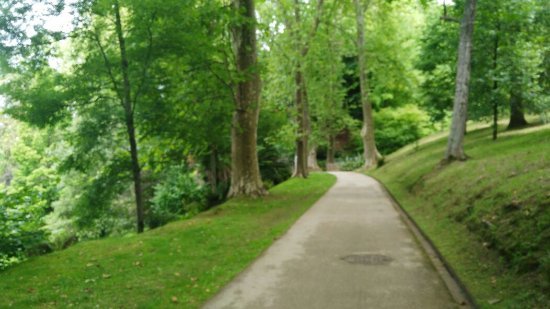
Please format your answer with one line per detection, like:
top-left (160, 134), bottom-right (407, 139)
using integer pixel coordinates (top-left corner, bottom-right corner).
top-left (341, 254), bottom-right (393, 266)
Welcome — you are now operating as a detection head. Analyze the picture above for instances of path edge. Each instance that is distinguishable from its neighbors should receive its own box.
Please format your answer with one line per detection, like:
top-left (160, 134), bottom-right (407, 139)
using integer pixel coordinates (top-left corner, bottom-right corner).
top-left (371, 175), bottom-right (479, 309)
top-left (202, 172), bottom-right (339, 308)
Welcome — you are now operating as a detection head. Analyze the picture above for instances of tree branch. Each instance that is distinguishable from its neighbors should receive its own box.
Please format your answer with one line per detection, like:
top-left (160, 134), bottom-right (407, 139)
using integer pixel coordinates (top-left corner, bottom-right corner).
top-left (132, 12), bottom-right (157, 114)
top-left (301, 0), bottom-right (325, 57)
top-left (92, 30), bottom-right (124, 108)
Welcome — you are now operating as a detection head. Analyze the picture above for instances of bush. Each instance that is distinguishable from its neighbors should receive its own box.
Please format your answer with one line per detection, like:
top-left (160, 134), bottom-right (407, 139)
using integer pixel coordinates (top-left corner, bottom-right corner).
top-left (374, 105), bottom-right (432, 155)
top-left (338, 155), bottom-right (364, 171)
top-left (148, 166), bottom-right (207, 228)
top-left (0, 193), bottom-right (48, 270)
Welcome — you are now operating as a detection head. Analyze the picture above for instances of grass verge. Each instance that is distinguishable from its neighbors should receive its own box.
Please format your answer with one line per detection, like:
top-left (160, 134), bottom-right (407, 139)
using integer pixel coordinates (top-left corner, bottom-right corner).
top-left (370, 124), bottom-right (549, 308)
top-left (0, 173), bottom-right (336, 308)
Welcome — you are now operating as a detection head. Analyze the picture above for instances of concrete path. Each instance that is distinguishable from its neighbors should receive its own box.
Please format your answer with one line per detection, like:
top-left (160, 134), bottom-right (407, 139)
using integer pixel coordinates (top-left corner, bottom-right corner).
top-left (204, 172), bottom-right (461, 309)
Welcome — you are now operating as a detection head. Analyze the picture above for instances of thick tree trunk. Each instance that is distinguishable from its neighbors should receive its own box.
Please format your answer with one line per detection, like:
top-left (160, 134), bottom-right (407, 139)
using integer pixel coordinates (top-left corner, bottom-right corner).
top-left (445, 0), bottom-right (476, 161)
top-left (354, 0), bottom-right (378, 169)
top-left (326, 134), bottom-right (338, 171)
top-left (507, 91), bottom-right (528, 129)
top-left (228, 0), bottom-right (266, 198)
top-left (307, 146), bottom-right (321, 171)
top-left (114, 1), bottom-right (145, 233)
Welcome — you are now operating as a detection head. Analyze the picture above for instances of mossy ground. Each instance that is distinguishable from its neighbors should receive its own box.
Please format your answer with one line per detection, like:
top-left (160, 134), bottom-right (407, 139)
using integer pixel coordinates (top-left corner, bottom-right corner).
top-left (370, 123), bottom-right (549, 308)
top-left (0, 173), bottom-right (336, 308)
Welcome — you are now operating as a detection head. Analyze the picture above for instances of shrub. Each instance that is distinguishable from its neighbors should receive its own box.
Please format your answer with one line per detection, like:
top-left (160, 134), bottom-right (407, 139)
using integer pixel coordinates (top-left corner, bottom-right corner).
top-left (148, 166), bottom-right (207, 228)
top-left (374, 105), bottom-right (432, 155)
top-left (339, 155), bottom-right (364, 171)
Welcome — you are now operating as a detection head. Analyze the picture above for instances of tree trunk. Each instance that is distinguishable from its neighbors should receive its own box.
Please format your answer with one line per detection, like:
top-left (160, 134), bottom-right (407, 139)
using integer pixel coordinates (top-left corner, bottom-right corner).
top-left (114, 1), bottom-right (145, 233)
top-left (326, 134), bottom-right (338, 171)
top-left (507, 91), bottom-right (528, 129)
top-left (291, 0), bottom-right (323, 178)
top-left (492, 23), bottom-right (499, 141)
top-left (208, 146), bottom-right (218, 192)
top-left (228, 0), bottom-right (266, 198)
top-left (307, 146), bottom-right (321, 171)
top-left (293, 67), bottom-right (309, 177)
top-left (354, 0), bottom-right (378, 169)
top-left (445, 0), bottom-right (477, 161)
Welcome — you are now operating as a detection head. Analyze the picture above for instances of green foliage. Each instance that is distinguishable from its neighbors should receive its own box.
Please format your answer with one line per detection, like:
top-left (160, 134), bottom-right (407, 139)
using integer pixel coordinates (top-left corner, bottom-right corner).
top-left (416, 5), bottom-right (458, 122)
top-left (1, 0), bottom-right (237, 242)
top-left (363, 0), bottom-right (425, 110)
top-left (374, 105), bottom-right (432, 155)
top-left (0, 118), bottom-right (60, 269)
top-left (148, 166), bottom-right (207, 228)
top-left (418, 0), bottom-right (549, 123)
top-left (257, 106), bottom-right (293, 187)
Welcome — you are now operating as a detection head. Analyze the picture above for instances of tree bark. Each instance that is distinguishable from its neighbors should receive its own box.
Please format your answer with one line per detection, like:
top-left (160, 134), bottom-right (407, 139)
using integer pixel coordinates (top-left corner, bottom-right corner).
top-left (354, 0), bottom-right (378, 169)
top-left (326, 134), bottom-right (338, 171)
top-left (114, 1), bottom-right (145, 233)
top-left (307, 146), bottom-right (321, 171)
top-left (445, 0), bottom-right (477, 161)
top-left (507, 91), bottom-right (528, 129)
top-left (293, 66), bottom-right (309, 177)
top-left (228, 0), bottom-right (266, 198)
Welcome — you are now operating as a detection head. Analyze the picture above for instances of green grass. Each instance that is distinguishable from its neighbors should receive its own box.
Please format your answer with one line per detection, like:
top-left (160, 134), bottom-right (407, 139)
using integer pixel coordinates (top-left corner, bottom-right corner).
top-left (370, 124), bottom-right (550, 308)
top-left (0, 173), bottom-right (336, 308)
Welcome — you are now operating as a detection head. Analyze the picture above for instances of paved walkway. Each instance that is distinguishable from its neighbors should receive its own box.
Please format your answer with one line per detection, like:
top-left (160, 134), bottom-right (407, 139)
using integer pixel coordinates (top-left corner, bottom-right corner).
top-left (204, 172), bottom-right (460, 309)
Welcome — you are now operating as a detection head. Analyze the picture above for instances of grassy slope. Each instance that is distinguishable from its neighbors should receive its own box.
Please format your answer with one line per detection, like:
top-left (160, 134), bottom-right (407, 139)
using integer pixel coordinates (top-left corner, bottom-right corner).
top-left (370, 125), bottom-right (550, 308)
top-left (0, 173), bottom-right (336, 308)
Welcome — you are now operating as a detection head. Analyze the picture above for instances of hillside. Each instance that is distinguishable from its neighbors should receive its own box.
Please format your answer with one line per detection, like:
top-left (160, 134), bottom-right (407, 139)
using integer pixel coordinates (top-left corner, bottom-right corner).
top-left (0, 174), bottom-right (336, 308)
top-left (370, 124), bottom-right (550, 308)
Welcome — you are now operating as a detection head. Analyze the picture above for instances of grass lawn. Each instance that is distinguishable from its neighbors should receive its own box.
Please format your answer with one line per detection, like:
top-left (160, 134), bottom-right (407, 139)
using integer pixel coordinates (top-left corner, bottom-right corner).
top-left (0, 173), bottom-right (336, 308)
top-left (370, 124), bottom-right (549, 308)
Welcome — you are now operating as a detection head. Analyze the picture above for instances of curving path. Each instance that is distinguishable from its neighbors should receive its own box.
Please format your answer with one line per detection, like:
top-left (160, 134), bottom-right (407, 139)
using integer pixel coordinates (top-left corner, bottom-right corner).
top-left (204, 172), bottom-right (466, 309)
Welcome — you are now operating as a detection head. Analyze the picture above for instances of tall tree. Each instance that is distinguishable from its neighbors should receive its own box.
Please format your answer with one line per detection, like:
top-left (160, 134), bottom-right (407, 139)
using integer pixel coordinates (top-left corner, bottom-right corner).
top-left (228, 0), bottom-right (266, 197)
top-left (354, 0), bottom-right (379, 169)
top-left (111, 0), bottom-right (145, 233)
top-left (445, 0), bottom-right (476, 161)
top-left (290, 0), bottom-right (324, 178)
